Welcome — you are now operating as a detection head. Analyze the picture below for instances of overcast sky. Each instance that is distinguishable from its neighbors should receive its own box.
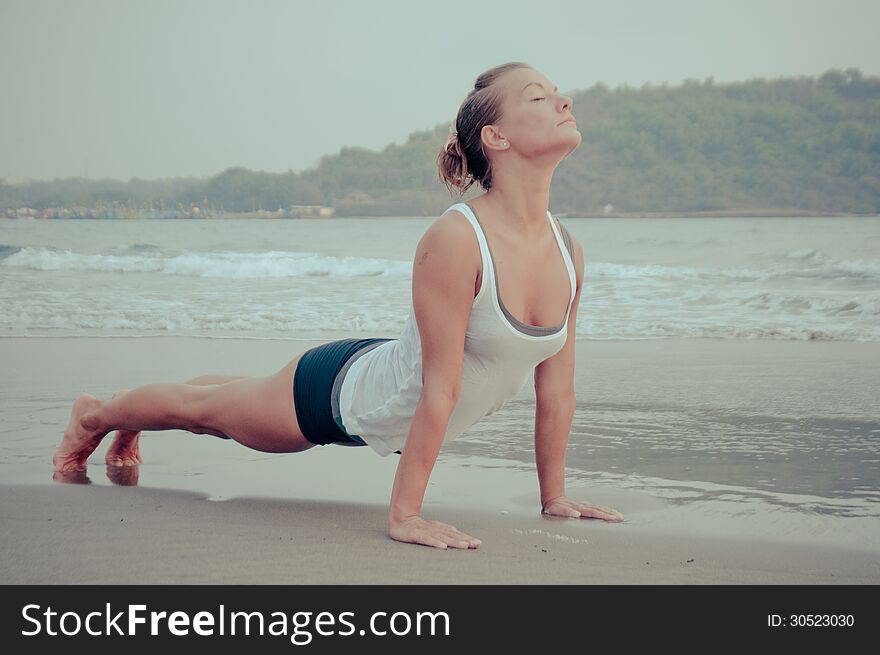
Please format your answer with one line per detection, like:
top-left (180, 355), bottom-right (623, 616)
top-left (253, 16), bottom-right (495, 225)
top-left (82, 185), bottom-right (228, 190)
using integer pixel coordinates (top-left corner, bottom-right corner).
top-left (2, 0), bottom-right (878, 183)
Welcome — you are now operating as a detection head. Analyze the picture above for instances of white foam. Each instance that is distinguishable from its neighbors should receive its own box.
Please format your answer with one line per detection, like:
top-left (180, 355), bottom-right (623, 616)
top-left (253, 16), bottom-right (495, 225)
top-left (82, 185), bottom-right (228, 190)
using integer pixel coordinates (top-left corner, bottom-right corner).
top-left (1, 246), bottom-right (411, 279)
top-left (513, 528), bottom-right (591, 544)
top-left (3, 241), bottom-right (879, 341)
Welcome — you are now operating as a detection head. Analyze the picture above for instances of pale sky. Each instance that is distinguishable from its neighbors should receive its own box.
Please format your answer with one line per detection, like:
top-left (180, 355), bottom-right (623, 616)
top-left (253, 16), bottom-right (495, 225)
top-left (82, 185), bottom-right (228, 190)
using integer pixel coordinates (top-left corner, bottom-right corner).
top-left (2, 0), bottom-right (878, 182)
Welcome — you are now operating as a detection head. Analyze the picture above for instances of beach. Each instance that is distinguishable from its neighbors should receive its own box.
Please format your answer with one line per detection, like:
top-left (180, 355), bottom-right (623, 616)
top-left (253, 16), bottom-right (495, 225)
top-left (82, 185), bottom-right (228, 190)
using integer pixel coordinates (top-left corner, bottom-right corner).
top-left (2, 215), bottom-right (879, 584)
top-left (1, 335), bottom-right (878, 584)
top-left (4, 483), bottom-right (878, 585)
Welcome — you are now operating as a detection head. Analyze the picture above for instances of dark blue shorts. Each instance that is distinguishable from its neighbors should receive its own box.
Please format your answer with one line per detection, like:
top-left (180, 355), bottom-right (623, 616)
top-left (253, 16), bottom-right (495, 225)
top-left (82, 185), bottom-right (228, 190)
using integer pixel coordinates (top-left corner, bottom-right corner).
top-left (292, 337), bottom-right (393, 446)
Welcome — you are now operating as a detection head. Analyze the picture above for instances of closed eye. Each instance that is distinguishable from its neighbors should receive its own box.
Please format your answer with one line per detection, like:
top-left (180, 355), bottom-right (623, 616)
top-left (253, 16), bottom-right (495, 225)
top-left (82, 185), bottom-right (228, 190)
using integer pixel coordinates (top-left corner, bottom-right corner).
top-left (532, 97), bottom-right (544, 101)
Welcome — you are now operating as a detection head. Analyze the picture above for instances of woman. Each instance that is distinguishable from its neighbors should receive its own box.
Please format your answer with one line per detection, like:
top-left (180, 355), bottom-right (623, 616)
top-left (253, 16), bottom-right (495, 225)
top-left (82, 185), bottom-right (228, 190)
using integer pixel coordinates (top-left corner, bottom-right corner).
top-left (53, 61), bottom-right (625, 550)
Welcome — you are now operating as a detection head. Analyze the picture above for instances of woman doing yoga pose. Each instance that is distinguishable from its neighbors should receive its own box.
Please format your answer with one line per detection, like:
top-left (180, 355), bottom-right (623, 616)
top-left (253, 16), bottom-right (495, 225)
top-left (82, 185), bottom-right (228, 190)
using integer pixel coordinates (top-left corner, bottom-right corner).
top-left (53, 61), bottom-right (625, 550)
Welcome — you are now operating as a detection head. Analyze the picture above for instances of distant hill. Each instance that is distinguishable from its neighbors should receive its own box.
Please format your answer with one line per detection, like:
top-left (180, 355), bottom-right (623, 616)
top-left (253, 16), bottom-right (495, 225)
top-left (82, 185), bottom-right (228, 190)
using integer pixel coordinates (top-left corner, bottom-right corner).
top-left (2, 68), bottom-right (878, 216)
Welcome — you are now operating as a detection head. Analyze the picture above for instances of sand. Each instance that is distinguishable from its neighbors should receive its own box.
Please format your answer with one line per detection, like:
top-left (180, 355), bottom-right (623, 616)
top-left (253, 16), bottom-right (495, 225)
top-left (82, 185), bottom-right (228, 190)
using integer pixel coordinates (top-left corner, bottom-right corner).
top-left (2, 483), bottom-right (878, 584)
top-left (1, 335), bottom-right (878, 584)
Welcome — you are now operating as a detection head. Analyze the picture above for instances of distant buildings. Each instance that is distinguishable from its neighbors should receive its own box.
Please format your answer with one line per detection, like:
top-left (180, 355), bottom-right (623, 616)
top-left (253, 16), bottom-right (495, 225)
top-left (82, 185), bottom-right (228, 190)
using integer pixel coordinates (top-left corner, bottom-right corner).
top-left (222, 205), bottom-right (335, 219)
top-left (3, 204), bottom-right (336, 219)
top-left (283, 205), bottom-right (335, 218)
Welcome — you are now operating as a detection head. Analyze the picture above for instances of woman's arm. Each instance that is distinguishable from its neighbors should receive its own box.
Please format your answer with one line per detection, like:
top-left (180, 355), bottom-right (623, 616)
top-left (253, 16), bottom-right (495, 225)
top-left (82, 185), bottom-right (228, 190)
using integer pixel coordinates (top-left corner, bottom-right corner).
top-left (387, 212), bottom-right (482, 549)
top-left (388, 390), bottom-right (457, 522)
top-left (533, 223), bottom-right (580, 507)
top-left (533, 224), bottom-right (624, 522)
top-left (534, 389), bottom-right (576, 508)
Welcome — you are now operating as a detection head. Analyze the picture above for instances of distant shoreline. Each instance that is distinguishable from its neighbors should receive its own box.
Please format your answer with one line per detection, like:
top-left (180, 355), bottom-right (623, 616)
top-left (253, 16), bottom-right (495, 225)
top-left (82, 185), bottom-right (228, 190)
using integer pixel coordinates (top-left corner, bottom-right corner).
top-left (3, 208), bottom-right (877, 220)
top-left (574, 208), bottom-right (875, 218)
top-left (224, 208), bottom-right (875, 219)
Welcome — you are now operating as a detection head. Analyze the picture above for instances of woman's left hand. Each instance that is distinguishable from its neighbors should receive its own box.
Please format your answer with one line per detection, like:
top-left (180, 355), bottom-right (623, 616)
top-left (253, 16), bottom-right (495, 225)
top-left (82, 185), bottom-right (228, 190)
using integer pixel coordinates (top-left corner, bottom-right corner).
top-left (541, 496), bottom-right (624, 522)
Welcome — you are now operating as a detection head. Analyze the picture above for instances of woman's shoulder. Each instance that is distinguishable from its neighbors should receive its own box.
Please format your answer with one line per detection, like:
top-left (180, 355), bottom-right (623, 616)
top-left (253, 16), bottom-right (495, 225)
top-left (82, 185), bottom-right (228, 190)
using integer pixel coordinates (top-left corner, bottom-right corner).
top-left (436, 203), bottom-right (472, 229)
top-left (551, 216), bottom-right (584, 283)
top-left (412, 207), bottom-right (482, 299)
top-left (420, 205), bottom-right (479, 250)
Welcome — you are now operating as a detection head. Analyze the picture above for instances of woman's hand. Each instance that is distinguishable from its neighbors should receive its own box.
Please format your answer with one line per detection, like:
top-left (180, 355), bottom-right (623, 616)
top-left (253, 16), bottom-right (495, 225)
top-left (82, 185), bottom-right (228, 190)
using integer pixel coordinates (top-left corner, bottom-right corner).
top-left (541, 496), bottom-right (624, 522)
top-left (389, 515), bottom-right (482, 550)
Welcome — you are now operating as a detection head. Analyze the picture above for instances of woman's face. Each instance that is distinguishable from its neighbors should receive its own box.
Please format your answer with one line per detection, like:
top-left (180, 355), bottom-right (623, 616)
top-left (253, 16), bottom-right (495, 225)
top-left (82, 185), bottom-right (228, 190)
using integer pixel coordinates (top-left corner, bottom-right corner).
top-left (487, 67), bottom-right (581, 160)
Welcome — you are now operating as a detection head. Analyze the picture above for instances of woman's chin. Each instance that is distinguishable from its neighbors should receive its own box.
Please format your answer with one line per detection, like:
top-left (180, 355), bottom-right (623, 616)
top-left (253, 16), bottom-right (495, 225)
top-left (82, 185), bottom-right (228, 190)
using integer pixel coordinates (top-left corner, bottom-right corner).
top-left (561, 132), bottom-right (582, 157)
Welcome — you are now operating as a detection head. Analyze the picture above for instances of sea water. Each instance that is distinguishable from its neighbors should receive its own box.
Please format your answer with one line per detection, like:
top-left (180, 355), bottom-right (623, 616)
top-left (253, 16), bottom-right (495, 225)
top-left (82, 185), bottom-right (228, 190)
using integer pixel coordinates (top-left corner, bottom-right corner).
top-left (2, 214), bottom-right (879, 549)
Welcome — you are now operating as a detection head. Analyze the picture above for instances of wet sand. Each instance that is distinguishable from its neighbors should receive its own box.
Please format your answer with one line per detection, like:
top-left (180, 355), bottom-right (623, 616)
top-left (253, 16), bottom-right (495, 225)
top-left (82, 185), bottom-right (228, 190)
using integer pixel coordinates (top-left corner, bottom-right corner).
top-left (2, 483), bottom-right (878, 584)
top-left (1, 335), bottom-right (878, 583)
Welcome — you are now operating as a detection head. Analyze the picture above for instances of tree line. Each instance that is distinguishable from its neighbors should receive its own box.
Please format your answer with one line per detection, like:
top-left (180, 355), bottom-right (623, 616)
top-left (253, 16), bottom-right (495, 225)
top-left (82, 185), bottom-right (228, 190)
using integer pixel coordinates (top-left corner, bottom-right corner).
top-left (2, 68), bottom-right (878, 216)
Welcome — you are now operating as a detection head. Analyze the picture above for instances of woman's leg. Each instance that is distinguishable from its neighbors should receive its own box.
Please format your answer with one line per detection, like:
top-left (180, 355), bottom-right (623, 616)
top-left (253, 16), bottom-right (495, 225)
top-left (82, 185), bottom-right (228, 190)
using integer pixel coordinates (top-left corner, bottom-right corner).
top-left (104, 375), bottom-right (250, 466)
top-left (54, 354), bottom-right (315, 473)
top-left (184, 374), bottom-right (249, 385)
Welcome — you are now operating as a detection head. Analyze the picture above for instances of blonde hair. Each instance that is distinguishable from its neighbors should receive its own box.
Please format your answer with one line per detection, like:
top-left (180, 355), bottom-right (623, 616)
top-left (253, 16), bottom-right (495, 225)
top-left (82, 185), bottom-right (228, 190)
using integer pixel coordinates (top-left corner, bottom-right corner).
top-left (437, 61), bottom-right (532, 196)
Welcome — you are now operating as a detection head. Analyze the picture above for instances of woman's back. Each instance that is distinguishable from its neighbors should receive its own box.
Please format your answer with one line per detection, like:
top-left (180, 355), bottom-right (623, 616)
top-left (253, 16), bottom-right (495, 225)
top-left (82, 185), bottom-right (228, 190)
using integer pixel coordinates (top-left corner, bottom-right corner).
top-left (337, 201), bottom-right (577, 457)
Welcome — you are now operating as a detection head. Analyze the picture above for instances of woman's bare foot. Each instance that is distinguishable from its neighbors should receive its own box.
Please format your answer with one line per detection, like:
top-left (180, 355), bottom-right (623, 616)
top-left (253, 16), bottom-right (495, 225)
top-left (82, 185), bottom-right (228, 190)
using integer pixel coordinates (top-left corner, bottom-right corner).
top-left (52, 469), bottom-right (92, 485)
top-left (104, 389), bottom-right (143, 467)
top-left (106, 463), bottom-right (139, 486)
top-left (53, 394), bottom-right (110, 473)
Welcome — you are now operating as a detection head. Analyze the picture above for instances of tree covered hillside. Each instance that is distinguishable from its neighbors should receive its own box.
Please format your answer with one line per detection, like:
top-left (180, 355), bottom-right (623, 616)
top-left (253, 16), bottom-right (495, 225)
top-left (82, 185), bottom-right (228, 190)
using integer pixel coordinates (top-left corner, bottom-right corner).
top-left (3, 68), bottom-right (878, 216)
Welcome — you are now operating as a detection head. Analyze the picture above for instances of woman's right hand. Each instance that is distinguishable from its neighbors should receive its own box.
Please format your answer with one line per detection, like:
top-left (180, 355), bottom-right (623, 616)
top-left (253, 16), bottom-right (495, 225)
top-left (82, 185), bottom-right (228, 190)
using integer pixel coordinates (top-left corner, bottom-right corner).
top-left (389, 515), bottom-right (481, 550)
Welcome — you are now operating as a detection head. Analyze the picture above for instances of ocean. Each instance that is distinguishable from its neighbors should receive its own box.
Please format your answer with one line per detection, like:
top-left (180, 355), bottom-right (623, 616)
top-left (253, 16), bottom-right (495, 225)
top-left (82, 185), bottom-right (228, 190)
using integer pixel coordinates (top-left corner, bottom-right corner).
top-left (2, 214), bottom-right (879, 550)
top-left (2, 215), bottom-right (878, 341)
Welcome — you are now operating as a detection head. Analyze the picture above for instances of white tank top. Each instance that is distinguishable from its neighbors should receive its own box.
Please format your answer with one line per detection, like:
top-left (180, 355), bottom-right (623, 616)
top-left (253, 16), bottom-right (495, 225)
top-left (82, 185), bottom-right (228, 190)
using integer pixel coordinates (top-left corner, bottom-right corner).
top-left (338, 201), bottom-right (578, 457)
